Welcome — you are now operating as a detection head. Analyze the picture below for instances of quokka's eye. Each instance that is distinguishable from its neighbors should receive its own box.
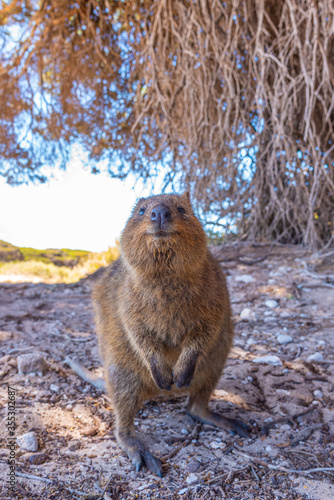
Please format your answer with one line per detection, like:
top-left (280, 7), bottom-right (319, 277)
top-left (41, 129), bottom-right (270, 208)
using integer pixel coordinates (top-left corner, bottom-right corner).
top-left (177, 207), bottom-right (186, 214)
top-left (139, 207), bottom-right (146, 215)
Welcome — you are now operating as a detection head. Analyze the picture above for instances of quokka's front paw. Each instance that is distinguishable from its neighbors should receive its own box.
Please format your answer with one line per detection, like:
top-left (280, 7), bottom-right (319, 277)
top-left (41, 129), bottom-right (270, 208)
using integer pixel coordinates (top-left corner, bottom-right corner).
top-left (173, 357), bottom-right (197, 389)
top-left (149, 356), bottom-right (173, 391)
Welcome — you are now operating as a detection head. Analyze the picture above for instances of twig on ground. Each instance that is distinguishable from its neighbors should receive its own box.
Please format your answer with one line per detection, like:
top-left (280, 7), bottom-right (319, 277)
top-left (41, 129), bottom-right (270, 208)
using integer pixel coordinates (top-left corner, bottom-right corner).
top-left (207, 466), bottom-right (248, 485)
top-left (16, 471), bottom-right (99, 498)
top-left (277, 423), bottom-right (324, 448)
top-left (232, 449), bottom-right (334, 475)
top-left (161, 423), bottom-right (202, 462)
top-left (216, 254), bottom-right (271, 265)
top-left (97, 471), bottom-right (113, 500)
top-left (8, 346), bottom-right (34, 354)
top-left (261, 407), bottom-right (317, 435)
top-left (16, 472), bottom-right (53, 485)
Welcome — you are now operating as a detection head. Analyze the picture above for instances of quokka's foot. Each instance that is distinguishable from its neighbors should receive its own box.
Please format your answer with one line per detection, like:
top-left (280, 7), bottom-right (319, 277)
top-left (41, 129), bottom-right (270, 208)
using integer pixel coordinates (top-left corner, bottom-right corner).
top-left (118, 433), bottom-right (163, 477)
top-left (187, 408), bottom-right (250, 438)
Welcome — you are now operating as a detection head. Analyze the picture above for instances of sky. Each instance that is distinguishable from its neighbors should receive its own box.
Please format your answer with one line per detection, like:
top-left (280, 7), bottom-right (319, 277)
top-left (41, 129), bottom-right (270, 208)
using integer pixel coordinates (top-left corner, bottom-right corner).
top-left (0, 155), bottom-right (160, 252)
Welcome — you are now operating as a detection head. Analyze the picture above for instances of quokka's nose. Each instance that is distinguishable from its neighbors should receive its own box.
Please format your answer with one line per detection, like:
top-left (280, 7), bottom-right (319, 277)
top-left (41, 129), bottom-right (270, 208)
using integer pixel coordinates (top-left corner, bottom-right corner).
top-left (151, 205), bottom-right (172, 227)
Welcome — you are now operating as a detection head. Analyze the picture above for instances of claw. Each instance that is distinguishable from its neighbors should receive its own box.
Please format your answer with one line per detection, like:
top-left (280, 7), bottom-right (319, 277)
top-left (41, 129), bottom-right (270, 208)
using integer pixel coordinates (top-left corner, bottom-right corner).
top-left (229, 419), bottom-right (250, 438)
top-left (142, 449), bottom-right (163, 477)
top-left (135, 459), bottom-right (143, 472)
top-left (131, 451), bottom-right (144, 473)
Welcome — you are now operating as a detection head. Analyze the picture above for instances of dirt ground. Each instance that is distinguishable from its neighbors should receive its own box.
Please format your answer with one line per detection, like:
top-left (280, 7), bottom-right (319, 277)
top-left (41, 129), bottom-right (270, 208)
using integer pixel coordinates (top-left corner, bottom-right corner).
top-left (1, 243), bottom-right (334, 499)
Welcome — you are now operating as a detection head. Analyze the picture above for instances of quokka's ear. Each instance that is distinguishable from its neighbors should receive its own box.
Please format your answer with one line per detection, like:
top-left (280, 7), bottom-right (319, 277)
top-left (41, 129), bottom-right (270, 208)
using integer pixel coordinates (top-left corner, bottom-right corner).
top-left (180, 191), bottom-right (191, 203)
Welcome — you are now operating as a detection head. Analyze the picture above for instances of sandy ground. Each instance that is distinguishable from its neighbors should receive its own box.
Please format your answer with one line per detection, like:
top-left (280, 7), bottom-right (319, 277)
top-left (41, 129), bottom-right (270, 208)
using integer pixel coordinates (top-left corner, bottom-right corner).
top-left (0, 243), bottom-right (334, 499)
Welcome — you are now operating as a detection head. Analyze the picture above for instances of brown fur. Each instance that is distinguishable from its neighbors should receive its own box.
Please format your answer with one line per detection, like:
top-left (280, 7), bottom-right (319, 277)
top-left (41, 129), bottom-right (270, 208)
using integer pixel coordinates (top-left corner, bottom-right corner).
top-left (92, 193), bottom-right (247, 476)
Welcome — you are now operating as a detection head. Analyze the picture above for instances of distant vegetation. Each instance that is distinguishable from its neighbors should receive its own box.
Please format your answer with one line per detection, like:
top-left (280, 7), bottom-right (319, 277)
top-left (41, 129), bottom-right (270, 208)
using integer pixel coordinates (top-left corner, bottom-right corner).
top-left (0, 240), bottom-right (119, 283)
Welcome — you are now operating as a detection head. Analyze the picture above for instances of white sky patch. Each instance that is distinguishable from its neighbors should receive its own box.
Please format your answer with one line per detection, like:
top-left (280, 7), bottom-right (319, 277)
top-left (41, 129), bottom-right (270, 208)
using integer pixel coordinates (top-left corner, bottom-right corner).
top-left (0, 157), bottom-right (154, 252)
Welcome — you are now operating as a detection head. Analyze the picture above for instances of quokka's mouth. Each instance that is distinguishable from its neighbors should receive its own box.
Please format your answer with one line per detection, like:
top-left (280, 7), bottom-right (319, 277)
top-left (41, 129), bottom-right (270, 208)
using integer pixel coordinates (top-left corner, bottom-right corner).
top-left (147, 229), bottom-right (174, 238)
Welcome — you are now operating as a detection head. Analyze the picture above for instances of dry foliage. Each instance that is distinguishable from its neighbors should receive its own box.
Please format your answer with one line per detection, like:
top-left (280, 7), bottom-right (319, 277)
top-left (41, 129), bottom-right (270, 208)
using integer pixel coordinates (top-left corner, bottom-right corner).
top-left (0, 0), bottom-right (334, 247)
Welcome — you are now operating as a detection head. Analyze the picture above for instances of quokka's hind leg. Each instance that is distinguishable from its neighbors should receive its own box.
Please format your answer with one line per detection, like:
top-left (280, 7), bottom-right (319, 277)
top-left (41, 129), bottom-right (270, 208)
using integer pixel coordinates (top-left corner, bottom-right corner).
top-left (186, 388), bottom-right (250, 438)
top-left (107, 364), bottom-right (163, 477)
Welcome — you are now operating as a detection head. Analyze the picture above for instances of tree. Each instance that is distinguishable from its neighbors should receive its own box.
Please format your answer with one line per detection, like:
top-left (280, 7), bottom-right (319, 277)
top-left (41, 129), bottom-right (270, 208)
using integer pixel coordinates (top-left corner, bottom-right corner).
top-left (1, 0), bottom-right (334, 247)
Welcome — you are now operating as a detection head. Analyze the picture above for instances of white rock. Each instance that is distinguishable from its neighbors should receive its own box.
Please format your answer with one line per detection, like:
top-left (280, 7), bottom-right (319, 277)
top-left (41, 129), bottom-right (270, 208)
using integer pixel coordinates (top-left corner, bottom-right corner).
top-left (210, 441), bottom-right (221, 449)
top-left (186, 473), bottom-right (199, 485)
top-left (178, 488), bottom-right (189, 495)
top-left (17, 431), bottom-right (38, 452)
top-left (307, 352), bottom-right (324, 362)
top-left (181, 428), bottom-right (188, 435)
top-left (267, 279), bottom-right (276, 285)
top-left (252, 355), bottom-right (282, 366)
top-left (277, 334), bottom-right (293, 344)
top-left (280, 424), bottom-right (291, 431)
top-left (280, 311), bottom-right (291, 318)
top-left (246, 339), bottom-right (256, 346)
top-left (313, 390), bottom-right (323, 399)
top-left (17, 353), bottom-right (48, 375)
top-left (236, 274), bottom-right (254, 284)
top-left (265, 299), bottom-right (279, 308)
top-left (240, 308), bottom-right (257, 321)
top-left (50, 384), bottom-right (59, 392)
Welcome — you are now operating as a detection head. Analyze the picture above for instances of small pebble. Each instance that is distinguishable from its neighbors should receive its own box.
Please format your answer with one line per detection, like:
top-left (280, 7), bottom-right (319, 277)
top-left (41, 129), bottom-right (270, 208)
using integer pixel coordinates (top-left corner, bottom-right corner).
top-left (265, 299), bottom-right (279, 308)
top-left (178, 488), bottom-right (189, 495)
top-left (240, 308), bottom-right (257, 321)
top-left (236, 274), bottom-right (254, 284)
top-left (250, 365), bottom-right (259, 372)
top-left (307, 352), bottom-right (324, 362)
top-left (252, 355), bottom-right (282, 366)
top-left (277, 334), bottom-right (293, 344)
top-left (313, 389), bottom-right (323, 399)
top-left (0, 354), bottom-right (11, 364)
top-left (8, 359), bottom-right (17, 368)
top-left (28, 453), bottom-right (49, 465)
top-left (50, 384), bottom-right (59, 392)
top-left (17, 432), bottom-right (38, 452)
top-left (17, 353), bottom-right (48, 375)
top-left (210, 441), bottom-right (221, 449)
top-left (186, 461), bottom-right (201, 473)
top-left (186, 473), bottom-right (199, 485)
top-left (82, 426), bottom-right (97, 437)
top-left (280, 424), bottom-right (291, 431)
top-left (181, 428), bottom-right (188, 435)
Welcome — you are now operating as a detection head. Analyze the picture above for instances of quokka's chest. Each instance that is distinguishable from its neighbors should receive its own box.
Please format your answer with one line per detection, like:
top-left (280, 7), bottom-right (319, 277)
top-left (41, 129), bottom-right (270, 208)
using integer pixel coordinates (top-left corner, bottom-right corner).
top-left (132, 282), bottom-right (202, 344)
